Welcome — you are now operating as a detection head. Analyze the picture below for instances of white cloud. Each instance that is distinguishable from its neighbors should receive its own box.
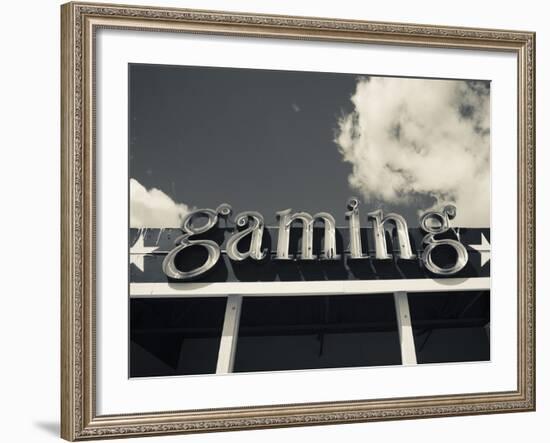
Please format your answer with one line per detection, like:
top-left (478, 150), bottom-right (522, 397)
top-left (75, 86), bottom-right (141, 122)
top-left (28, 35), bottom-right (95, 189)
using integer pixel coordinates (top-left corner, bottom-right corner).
top-left (335, 77), bottom-right (490, 227)
top-left (130, 178), bottom-right (191, 228)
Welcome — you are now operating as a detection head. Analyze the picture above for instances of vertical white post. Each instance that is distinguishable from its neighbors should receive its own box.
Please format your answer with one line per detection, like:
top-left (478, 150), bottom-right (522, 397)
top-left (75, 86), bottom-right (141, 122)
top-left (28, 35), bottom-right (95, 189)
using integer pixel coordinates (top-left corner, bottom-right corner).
top-left (393, 291), bottom-right (417, 365)
top-left (216, 294), bottom-right (243, 374)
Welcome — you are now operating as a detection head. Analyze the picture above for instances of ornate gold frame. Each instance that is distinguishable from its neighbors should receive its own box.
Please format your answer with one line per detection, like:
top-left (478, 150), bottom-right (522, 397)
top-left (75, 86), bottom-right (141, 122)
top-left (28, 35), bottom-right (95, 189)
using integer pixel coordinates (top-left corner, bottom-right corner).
top-left (61, 2), bottom-right (536, 440)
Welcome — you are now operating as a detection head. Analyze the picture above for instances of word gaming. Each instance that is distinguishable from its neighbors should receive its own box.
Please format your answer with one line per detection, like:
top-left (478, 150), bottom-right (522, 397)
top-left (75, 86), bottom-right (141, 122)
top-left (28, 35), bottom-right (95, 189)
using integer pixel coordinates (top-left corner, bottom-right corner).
top-left (161, 198), bottom-right (469, 280)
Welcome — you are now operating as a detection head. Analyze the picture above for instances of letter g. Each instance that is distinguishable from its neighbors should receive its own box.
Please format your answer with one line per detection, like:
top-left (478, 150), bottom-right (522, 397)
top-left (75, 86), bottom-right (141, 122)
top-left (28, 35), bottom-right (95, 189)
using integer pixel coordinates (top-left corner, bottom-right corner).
top-left (162, 204), bottom-right (231, 280)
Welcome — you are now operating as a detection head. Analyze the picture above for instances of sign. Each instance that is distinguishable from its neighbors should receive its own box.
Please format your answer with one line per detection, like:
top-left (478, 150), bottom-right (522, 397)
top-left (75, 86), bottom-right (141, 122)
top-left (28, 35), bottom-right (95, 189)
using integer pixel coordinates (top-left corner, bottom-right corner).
top-left (130, 199), bottom-right (491, 283)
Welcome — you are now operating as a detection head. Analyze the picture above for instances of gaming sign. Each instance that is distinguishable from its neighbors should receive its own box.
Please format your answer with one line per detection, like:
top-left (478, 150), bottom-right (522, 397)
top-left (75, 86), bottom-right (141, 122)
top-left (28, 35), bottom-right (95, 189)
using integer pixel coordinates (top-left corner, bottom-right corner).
top-left (130, 198), bottom-right (491, 283)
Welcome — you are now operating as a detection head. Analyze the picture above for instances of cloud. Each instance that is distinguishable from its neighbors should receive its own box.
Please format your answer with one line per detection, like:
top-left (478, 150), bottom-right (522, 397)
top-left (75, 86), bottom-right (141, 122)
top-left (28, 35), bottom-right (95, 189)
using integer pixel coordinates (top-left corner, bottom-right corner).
top-left (291, 103), bottom-right (301, 113)
top-left (334, 77), bottom-right (490, 227)
top-left (130, 178), bottom-right (191, 228)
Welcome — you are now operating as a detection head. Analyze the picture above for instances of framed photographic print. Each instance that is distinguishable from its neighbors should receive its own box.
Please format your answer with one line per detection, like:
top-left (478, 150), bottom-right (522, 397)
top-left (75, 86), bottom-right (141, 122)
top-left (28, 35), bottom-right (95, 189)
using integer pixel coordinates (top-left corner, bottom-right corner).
top-left (60, 2), bottom-right (536, 440)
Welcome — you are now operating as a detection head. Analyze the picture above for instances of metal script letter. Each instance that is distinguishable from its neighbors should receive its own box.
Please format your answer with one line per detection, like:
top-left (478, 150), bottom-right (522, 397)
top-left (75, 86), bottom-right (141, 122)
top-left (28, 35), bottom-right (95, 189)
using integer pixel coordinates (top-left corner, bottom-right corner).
top-left (368, 209), bottom-right (415, 260)
top-left (226, 211), bottom-right (267, 261)
top-left (420, 205), bottom-right (468, 275)
top-left (345, 197), bottom-right (368, 259)
top-left (162, 204), bottom-right (231, 280)
top-left (275, 209), bottom-right (339, 260)
top-left (315, 212), bottom-right (340, 260)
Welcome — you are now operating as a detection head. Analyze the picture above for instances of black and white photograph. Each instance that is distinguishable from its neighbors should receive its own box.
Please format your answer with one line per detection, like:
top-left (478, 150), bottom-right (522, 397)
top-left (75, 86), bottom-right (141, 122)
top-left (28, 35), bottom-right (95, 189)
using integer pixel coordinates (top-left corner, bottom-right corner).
top-left (0, 0), bottom-right (544, 440)
top-left (128, 64), bottom-right (491, 377)
top-left (48, 1), bottom-right (537, 441)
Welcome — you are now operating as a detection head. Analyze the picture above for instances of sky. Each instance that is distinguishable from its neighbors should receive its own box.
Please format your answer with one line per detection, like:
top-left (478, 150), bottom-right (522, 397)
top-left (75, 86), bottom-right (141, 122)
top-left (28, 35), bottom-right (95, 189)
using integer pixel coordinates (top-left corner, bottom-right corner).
top-left (129, 63), bottom-right (490, 228)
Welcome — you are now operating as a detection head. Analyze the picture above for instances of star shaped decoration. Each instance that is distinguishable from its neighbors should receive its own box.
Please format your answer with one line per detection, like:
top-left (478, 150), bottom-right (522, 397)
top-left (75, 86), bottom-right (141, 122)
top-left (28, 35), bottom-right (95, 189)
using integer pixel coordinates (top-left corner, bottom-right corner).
top-left (130, 230), bottom-right (158, 272)
top-left (469, 233), bottom-right (491, 267)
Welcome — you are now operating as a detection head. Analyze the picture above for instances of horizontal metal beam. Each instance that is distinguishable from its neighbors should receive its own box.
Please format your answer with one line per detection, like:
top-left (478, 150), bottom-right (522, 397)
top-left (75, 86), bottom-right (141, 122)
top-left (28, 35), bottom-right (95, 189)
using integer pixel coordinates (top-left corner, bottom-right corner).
top-left (130, 277), bottom-right (490, 298)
